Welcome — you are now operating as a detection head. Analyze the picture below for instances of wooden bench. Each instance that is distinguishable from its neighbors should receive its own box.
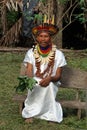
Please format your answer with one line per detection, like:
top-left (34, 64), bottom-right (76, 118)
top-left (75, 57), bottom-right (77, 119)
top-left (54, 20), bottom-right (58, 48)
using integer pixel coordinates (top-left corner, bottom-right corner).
top-left (59, 66), bottom-right (87, 119)
top-left (12, 64), bottom-right (87, 119)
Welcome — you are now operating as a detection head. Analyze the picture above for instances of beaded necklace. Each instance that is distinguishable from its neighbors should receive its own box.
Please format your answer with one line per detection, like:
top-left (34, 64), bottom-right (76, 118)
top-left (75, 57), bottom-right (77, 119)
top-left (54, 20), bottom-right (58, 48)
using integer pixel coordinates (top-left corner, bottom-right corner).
top-left (37, 44), bottom-right (52, 57)
top-left (34, 44), bottom-right (56, 78)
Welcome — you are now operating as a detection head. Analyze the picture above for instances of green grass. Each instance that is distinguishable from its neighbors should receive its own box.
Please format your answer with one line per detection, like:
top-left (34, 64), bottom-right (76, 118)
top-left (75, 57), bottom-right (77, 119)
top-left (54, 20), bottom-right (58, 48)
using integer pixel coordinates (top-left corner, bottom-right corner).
top-left (65, 50), bottom-right (87, 71)
top-left (0, 51), bottom-right (87, 130)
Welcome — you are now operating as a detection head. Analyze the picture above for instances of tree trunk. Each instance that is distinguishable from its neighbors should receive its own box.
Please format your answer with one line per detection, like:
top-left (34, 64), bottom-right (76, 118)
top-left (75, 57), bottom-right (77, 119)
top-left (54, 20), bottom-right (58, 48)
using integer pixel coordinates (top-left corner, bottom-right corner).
top-left (53, 0), bottom-right (63, 48)
top-left (1, 3), bottom-right (7, 35)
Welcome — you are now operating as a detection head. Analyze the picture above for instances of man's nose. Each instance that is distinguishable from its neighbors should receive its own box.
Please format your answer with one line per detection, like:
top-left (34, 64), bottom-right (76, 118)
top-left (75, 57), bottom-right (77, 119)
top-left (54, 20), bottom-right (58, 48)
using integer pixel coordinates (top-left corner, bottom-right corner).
top-left (41, 37), bottom-right (45, 40)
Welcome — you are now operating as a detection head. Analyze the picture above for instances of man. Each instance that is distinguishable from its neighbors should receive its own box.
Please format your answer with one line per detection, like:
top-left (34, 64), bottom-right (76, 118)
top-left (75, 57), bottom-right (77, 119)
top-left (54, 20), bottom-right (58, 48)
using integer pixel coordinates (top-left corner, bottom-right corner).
top-left (22, 22), bottom-right (67, 123)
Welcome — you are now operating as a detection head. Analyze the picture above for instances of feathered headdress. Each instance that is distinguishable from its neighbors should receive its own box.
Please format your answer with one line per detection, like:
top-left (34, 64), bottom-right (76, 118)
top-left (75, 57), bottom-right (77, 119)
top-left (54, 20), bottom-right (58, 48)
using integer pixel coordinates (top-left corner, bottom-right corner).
top-left (32, 14), bottom-right (59, 36)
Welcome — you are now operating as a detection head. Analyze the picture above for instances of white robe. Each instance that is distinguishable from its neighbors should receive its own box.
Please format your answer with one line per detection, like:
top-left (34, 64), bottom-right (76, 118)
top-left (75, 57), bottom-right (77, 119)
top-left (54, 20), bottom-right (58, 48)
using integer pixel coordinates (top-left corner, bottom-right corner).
top-left (22, 48), bottom-right (67, 123)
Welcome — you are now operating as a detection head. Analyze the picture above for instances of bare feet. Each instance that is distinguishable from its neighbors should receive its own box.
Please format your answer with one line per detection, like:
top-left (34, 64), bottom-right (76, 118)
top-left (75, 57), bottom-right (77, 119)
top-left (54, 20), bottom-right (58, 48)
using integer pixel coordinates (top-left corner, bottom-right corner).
top-left (25, 118), bottom-right (33, 123)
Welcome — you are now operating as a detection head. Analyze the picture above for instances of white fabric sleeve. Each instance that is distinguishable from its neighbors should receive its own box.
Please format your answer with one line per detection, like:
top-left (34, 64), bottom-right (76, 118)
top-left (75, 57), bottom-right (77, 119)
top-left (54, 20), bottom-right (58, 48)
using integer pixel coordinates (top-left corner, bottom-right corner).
top-left (23, 49), bottom-right (34, 65)
top-left (55, 50), bottom-right (67, 68)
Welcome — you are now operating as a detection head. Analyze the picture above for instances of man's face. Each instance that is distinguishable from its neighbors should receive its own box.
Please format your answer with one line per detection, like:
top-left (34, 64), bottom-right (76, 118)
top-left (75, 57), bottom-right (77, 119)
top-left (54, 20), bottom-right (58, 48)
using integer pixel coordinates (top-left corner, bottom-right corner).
top-left (36, 31), bottom-right (51, 47)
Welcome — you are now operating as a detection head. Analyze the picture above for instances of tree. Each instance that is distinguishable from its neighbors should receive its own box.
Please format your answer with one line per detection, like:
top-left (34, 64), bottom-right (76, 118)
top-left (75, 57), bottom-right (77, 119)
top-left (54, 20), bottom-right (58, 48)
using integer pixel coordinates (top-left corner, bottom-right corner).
top-left (55, 0), bottom-right (87, 48)
top-left (35, 0), bottom-right (87, 48)
top-left (0, 0), bottom-right (87, 48)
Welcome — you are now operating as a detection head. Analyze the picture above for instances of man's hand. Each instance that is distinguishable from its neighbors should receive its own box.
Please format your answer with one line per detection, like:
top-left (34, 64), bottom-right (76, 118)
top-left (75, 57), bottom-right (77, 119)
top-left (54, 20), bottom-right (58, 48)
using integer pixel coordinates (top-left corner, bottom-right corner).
top-left (39, 76), bottom-right (51, 87)
top-left (39, 67), bottom-right (63, 87)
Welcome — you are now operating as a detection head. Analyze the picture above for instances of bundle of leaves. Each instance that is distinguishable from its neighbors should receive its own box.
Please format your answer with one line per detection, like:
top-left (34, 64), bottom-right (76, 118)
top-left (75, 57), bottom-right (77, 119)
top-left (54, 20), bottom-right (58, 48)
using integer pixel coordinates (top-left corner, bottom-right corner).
top-left (16, 76), bottom-right (37, 92)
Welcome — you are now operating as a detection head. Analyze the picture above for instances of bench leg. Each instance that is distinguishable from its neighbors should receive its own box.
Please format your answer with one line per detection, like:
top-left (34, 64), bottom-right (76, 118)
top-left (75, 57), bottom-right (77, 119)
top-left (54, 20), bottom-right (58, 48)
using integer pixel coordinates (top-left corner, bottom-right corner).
top-left (19, 102), bottom-right (24, 114)
top-left (77, 109), bottom-right (81, 119)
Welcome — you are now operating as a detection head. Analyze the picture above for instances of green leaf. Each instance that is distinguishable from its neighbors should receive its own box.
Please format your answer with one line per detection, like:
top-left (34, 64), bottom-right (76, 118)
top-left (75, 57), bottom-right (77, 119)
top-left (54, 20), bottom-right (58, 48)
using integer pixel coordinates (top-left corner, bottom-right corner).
top-left (15, 76), bottom-right (37, 92)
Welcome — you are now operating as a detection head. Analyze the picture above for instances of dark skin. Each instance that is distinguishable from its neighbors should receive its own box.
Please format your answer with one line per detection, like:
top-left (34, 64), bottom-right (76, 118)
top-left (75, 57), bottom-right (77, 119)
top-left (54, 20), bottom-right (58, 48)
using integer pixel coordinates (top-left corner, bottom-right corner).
top-left (26, 31), bottom-right (63, 87)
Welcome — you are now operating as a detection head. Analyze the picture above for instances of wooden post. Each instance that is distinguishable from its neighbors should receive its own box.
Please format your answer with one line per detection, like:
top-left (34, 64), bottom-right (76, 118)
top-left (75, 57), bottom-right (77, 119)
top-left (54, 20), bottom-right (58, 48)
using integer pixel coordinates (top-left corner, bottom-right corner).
top-left (19, 102), bottom-right (24, 114)
top-left (76, 89), bottom-right (81, 119)
top-left (1, 0), bottom-right (8, 35)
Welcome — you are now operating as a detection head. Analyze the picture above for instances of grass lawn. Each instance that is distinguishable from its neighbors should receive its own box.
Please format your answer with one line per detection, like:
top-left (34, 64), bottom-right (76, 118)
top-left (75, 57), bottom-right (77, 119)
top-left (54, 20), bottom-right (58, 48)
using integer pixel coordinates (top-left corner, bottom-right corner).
top-left (0, 50), bottom-right (87, 130)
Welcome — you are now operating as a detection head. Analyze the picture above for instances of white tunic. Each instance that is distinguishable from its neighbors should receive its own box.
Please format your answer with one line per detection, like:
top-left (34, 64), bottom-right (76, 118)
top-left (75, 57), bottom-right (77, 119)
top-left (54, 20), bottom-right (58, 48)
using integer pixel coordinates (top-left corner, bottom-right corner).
top-left (22, 48), bottom-right (67, 123)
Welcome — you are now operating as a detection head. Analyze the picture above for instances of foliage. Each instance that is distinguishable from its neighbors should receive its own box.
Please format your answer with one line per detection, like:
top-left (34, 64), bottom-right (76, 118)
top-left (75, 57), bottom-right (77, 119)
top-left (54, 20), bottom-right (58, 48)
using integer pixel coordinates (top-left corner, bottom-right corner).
top-left (56, 0), bottom-right (87, 32)
top-left (74, 13), bottom-right (87, 23)
top-left (16, 76), bottom-right (37, 92)
top-left (23, 10), bottom-right (43, 22)
top-left (1, 0), bottom-right (86, 35)
top-left (40, 0), bottom-right (46, 3)
top-left (7, 10), bottom-right (21, 28)
top-left (23, 0), bottom-right (87, 32)
top-left (74, 0), bottom-right (87, 24)
top-left (59, 0), bottom-right (70, 4)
